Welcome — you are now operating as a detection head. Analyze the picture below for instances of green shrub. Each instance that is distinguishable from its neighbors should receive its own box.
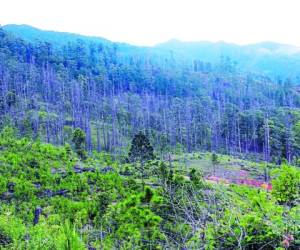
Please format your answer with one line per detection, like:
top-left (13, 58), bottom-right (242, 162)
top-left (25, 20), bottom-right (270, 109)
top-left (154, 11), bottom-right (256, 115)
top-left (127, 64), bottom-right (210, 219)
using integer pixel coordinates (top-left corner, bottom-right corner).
top-left (272, 165), bottom-right (300, 205)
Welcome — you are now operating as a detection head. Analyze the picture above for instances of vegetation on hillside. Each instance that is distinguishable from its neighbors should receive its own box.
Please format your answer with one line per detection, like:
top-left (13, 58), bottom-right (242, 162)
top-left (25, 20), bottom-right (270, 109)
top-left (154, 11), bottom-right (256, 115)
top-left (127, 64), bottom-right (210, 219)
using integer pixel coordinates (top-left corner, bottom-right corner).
top-left (1, 26), bottom-right (300, 165)
top-left (1, 25), bottom-right (300, 249)
top-left (0, 128), bottom-right (299, 249)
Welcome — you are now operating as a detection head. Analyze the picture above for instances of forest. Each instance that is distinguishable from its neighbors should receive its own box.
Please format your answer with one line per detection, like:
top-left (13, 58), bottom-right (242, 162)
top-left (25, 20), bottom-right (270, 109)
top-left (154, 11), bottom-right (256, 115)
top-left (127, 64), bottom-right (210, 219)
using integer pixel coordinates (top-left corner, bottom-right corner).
top-left (0, 25), bottom-right (299, 249)
top-left (2, 25), bottom-right (300, 162)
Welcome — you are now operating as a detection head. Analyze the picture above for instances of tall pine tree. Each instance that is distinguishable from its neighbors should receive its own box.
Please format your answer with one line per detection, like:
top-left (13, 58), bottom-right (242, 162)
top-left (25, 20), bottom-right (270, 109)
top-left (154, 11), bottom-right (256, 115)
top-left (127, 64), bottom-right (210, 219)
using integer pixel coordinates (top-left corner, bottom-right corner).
top-left (128, 132), bottom-right (155, 189)
top-left (128, 131), bottom-right (155, 163)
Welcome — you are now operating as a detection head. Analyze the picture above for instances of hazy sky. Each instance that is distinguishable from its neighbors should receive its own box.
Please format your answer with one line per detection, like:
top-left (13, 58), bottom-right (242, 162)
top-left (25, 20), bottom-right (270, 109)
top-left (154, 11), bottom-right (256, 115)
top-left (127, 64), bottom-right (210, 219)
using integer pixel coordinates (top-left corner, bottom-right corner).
top-left (1, 0), bottom-right (300, 46)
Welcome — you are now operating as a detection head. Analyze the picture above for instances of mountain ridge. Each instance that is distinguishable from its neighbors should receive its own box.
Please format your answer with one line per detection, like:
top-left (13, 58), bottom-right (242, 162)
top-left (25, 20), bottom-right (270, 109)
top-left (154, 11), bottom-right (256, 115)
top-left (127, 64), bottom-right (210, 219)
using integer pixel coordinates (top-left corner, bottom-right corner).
top-left (4, 24), bottom-right (300, 52)
top-left (4, 24), bottom-right (300, 81)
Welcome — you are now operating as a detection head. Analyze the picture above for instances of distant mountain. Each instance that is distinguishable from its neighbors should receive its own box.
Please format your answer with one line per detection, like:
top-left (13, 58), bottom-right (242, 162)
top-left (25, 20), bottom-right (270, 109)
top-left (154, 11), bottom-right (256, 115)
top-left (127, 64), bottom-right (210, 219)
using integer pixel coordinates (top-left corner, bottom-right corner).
top-left (3, 24), bottom-right (300, 80)
top-left (2, 24), bottom-right (152, 61)
top-left (2, 24), bottom-right (111, 46)
top-left (155, 39), bottom-right (300, 80)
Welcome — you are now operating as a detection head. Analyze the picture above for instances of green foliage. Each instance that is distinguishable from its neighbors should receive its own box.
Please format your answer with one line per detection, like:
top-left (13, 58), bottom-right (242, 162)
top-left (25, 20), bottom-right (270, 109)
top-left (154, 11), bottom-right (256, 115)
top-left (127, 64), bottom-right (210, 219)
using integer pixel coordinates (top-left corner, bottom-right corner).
top-left (211, 153), bottom-right (219, 165)
top-left (11, 177), bottom-right (36, 201)
top-left (0, 126), bottom-right (299, 249)
top-left (104, 188), bottom-right (164, 249)
top-left (55, 220), bottom-right (85, 250)
top-left (128, 131), bottom-right (155, 163)
top-left (272, 165), bottom-right (300, 205)
top-left (0, 212), bottom-right (26, 248)
top-left (0, 175), bottom-right (7, 194)
top-left (24, 221), bottom-right (60, 249)
top-left (72, 128), bottom-right (87, 160)
top-left (189, 168), bottom-right (204, 186)
top-left (211, 152), bottom-right (219, 173)
top-left (206, 185), bottom-right (292, 249)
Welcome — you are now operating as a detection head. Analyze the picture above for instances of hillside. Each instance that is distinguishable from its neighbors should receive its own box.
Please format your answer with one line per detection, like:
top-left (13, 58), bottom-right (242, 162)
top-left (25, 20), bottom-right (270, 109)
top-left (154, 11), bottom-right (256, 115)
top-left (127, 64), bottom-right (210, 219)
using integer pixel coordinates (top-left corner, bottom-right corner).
top-left (2, 25), bottom-right (300, 163)
top-left (0, 24), bottom-right (300, 249)
top-left (0, 128), bottom-right (299, 249)
top-left (4, 24), bottom-right (300, 80)
top-left (2, 24), bottom-right (111, 46)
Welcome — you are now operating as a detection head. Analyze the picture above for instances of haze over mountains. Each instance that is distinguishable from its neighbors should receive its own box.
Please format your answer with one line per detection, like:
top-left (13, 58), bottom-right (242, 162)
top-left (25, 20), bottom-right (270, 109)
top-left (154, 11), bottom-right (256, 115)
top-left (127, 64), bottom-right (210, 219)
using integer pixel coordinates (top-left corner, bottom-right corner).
top-left (3, 24), bottom-right (300, 81)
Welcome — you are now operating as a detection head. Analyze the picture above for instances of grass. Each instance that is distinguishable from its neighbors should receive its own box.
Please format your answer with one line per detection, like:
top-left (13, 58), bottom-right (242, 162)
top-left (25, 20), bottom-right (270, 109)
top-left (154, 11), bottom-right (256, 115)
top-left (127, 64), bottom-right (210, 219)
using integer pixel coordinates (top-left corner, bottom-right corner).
top-left (169, 152), bottom-right (274, 181)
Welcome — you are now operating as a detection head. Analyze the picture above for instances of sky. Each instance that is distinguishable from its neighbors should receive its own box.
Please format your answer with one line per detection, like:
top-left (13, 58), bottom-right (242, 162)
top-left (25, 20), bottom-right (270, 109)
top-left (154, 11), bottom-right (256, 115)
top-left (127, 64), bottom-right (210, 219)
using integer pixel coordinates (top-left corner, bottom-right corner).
top-left (1, 0), bottom-right (300, 46)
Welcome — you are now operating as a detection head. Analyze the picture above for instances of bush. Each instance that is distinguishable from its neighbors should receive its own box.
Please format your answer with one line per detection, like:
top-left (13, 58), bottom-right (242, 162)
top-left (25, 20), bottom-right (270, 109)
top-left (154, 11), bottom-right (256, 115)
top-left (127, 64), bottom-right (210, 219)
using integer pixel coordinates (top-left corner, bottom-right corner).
top-left (272, 165), bottom-right (300, 205)
top-left (0, 213), bottom-right (26, 248)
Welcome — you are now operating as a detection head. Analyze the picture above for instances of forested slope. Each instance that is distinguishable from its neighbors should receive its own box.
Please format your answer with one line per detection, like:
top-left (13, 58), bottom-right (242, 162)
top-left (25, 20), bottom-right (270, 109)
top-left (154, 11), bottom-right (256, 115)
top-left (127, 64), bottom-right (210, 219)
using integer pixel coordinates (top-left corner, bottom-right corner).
top-left (1, 25), bottom-right (300, 163)
top-left (0, 25), bottom-right (300, 249)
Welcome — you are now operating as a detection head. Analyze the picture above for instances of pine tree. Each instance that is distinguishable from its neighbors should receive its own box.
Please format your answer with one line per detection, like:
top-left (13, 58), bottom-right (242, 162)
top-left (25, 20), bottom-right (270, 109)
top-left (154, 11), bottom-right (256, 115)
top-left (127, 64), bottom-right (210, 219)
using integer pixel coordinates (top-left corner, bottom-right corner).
top-left (128, 131), bottom-right (155, 163)
top-left (72, 128), bottom-right (87, 160)
top-left (211, 153), bottom-right (219, 174)
top-left (128, 131), bottom-right (155, 189)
